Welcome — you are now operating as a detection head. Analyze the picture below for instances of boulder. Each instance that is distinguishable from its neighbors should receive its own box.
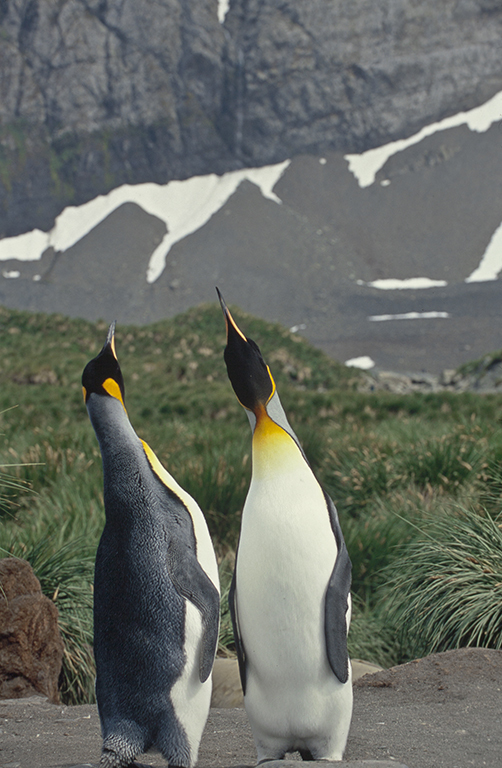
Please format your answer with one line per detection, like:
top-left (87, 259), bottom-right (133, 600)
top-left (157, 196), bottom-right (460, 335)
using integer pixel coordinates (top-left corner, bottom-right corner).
top-left (0, 558), bottom-right (64, 703)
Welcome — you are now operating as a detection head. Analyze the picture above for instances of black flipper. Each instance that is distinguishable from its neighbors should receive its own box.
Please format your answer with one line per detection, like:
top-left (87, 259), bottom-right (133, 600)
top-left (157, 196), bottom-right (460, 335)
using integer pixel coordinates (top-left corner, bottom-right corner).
top-left (166, 537), bottom-right (220, 683)
top-left (323, 490), bottom-right (352, 684)
top-left (228, 547), bottom-right (247, 694)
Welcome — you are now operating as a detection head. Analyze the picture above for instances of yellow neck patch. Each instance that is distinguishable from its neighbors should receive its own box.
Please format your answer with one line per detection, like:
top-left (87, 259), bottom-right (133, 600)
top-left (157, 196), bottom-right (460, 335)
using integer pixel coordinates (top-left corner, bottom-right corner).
top-left (252, 408), bottom-right (301, 477)
top-left (141, 439), bottom-right (193, 511)
top-left (265, 366), bottom-right (276, 403)
top-left (141, 439), bottom-right (173, 486)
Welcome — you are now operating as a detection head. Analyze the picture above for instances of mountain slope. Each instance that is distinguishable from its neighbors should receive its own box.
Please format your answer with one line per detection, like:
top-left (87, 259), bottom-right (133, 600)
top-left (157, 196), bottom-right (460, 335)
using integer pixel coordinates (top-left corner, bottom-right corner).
top-left (0, 0), bottom-right (501, 236)
top-left (1, 114), bottom-right (502, 374)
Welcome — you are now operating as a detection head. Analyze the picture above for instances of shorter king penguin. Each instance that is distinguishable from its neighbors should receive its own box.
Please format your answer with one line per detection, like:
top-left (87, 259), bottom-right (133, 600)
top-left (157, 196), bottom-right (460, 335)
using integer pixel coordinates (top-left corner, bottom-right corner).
top-left (217, 290), bottom-right (353, 763)
top-left (82, 323), bottom-right (220, 768)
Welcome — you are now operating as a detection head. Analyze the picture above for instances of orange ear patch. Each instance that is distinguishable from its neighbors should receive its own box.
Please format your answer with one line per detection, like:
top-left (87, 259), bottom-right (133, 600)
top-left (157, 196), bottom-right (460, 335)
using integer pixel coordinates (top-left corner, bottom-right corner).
top-left (102, 377), bottom-right (126, 409)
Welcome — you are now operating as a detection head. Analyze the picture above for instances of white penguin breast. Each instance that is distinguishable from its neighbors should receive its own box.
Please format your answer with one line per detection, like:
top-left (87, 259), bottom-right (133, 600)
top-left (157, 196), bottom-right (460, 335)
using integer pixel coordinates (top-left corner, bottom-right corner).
top-left (236, 428), bottom-right (337, 684)
top-left (169, 599), bottom-right (212, 766)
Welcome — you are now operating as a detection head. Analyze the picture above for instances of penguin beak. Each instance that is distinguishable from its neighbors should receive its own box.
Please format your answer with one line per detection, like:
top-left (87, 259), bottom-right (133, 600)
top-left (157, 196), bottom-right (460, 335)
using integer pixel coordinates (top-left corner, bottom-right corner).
top-left (216, 287), bottom-right (248, 344)
top-left (216, 288), bottom-right (276, 412)
top-left (82, 321), bottom-right (126, 409)
top-left (100, 322), bottom-right (125, 407)
top-left (105, 320), bottom-right (118, 360)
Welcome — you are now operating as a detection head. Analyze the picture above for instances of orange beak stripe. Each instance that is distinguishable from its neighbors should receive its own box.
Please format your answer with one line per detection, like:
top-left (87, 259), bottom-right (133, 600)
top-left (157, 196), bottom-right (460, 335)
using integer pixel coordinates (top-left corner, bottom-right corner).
top-left (224, 306), bottom-right (248, 342)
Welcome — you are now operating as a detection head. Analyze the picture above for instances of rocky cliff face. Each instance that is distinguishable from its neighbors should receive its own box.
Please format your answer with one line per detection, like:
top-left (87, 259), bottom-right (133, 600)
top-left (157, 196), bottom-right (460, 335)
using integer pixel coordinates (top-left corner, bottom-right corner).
top-left (0, 0), bottom-right (230, 235)
top-left (0, 0), bottom-right (501, 237)
top-left (226, 0), bottom-right (502, 162)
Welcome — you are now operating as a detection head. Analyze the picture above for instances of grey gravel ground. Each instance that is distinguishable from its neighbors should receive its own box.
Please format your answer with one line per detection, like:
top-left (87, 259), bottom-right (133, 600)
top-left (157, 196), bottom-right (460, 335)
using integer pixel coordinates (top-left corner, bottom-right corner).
top-left (0, 649), bottom-right (500, 768)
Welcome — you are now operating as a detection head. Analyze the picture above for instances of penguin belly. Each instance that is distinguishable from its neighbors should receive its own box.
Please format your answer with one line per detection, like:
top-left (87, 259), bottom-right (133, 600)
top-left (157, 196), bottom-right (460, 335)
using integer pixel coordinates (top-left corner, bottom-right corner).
top-left (169, 597), bottom-right (213, 765)
top-left (236, 430), bottom-right (352, 762)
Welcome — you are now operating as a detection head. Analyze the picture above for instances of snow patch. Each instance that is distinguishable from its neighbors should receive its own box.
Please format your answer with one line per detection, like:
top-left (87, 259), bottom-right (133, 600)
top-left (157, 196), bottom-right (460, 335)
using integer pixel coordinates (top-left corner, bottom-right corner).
top-left (0, 160), bottom-right (291, 284)
top-left (368, 311), bottom-right (450, 322)
top-left (367, 277), bottom-right (448, 290)
top-left (345, 356), bottom-right (375, 370)
top-left (218, 0), bottom-right (230, 23)
top-left (466, 221), bottom-right (502, 283)
top-left (146, 161), bottom-right (290, 282)
top-left (0, 229), bottom-right (51, 262)
top-left (345, 90), bottom-right (502, 188)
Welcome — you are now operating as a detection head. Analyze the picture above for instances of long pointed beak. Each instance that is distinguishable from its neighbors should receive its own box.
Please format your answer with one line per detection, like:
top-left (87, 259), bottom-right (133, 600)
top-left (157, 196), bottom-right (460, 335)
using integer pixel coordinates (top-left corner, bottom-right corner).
top-left (105, 320), bottom-right (118, 359)
top-left (216, 287), bottom-right (247, 342)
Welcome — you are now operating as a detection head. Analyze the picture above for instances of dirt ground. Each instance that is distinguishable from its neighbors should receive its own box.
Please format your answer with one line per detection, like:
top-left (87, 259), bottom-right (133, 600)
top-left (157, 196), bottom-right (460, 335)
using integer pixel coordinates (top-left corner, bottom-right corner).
top-left (0, 648), bottom-right (500, 768)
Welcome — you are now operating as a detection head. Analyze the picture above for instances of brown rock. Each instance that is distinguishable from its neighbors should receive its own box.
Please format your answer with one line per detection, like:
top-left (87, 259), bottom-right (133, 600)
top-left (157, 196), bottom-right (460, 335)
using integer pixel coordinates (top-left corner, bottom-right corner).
top-left (211, 657), bottom-right (244, 708)
top-left (0, 558), bottom-right (64, 703)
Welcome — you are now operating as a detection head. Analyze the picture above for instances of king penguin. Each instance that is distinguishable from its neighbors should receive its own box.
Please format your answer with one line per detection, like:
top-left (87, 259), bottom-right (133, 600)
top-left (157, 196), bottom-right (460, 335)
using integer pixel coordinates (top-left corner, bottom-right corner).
top-left (217, 290), bottom-right (353, 763)
top-left (82, 322), bottom-right (220, 768)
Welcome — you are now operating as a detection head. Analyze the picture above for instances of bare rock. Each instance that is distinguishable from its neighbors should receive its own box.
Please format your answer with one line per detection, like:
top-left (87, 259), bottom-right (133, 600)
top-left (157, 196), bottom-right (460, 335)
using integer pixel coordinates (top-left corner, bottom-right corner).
top-left (225, 0), bottom-right (502, 163)
top-left (1, 1), bottom-right (502, 236)
top-left (370, 371), bottom-right (414, 394)
top-left (211, 657), bottom-right (244, 708)
top-left (0, 558), bottom-right (64, 703)
top-left (0, 0), bottom-right (229, 237)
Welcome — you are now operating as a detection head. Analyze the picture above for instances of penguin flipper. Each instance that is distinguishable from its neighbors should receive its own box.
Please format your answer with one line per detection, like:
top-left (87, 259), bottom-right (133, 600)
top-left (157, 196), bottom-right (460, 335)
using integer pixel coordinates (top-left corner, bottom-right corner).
top-left (167, 539), bottom-right (220, 683)
top-left (323, 491), bottom-right (352, 684)
top-left (228, 555), bottom-right (247, 694)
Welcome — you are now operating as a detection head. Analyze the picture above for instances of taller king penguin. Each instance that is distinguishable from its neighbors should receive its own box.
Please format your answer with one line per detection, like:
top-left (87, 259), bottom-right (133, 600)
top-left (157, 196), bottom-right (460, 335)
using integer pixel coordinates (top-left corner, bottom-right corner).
top-left (217, 290), bottom-right (353, 763)
top-left (82, 323), bottom-right (220, 768)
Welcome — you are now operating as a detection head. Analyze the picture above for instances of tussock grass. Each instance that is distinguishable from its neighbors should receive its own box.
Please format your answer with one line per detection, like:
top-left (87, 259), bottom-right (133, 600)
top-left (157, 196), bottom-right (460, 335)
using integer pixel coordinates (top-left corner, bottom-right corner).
top-left (381, 505), bottom-right (502, 659)
top-left (348, 596), bottom-right (399, 669)
top-left (217, 556), bottom-right (236, 656)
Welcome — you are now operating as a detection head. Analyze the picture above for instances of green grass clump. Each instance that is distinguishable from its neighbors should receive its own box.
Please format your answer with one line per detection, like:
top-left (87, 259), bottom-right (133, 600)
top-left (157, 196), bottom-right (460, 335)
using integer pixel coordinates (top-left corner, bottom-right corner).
top-left (348, 596), bottom-right (399, 669)
top-left (400, 429), bottom-right (485, 492)
top-left (2, 302), bottom-right (502, 700)
top-left (381, 505), bottom-right (502, 659)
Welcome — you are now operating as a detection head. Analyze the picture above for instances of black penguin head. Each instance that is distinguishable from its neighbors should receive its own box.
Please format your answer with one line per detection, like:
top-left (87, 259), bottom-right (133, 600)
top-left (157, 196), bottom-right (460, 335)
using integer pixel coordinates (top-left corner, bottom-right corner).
top-left (82, 321), bottom-right (126, 408)
top-left (217, 288), bottom-right (276, 412)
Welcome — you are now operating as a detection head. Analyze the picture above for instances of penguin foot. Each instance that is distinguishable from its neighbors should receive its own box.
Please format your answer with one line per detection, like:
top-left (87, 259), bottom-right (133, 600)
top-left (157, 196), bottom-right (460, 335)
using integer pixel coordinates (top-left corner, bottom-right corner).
top-left (99, 748), bottom-right (139, 768)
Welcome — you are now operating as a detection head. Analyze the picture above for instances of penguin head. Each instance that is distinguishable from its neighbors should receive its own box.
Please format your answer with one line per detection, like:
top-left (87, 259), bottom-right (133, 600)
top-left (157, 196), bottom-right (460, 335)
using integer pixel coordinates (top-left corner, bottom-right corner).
top-left (217, 288), bottom-right (276, 414)
top-left (82, 321), bottom-right (126, 409)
